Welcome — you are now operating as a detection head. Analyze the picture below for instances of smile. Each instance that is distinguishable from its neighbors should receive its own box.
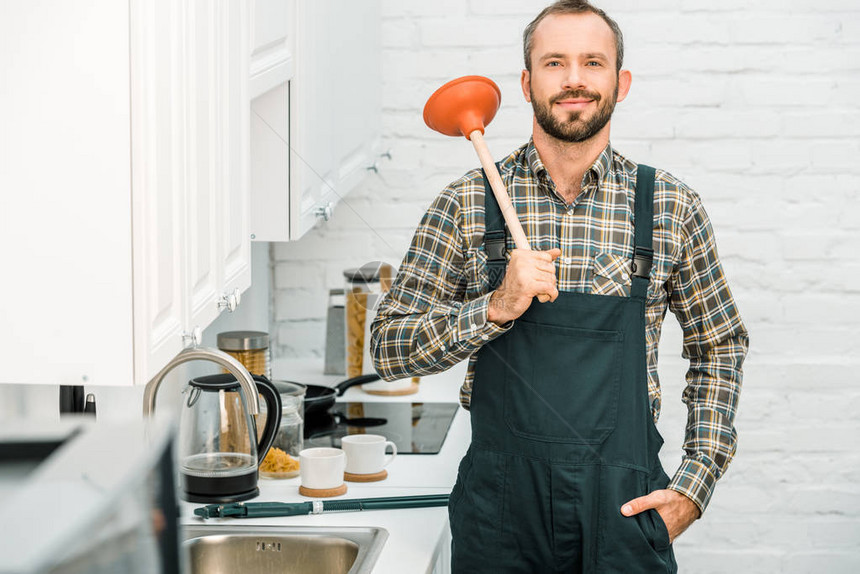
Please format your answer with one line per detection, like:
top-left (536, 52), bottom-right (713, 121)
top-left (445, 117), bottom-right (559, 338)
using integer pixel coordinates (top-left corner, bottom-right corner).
top-left (554, 99), bottom-right (593, 110)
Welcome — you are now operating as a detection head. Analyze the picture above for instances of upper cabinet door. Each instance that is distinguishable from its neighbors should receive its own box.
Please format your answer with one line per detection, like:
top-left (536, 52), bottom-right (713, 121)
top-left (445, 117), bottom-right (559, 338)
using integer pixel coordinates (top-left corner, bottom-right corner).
top-left (290, 0), bottom-right (382, 240)
top-left (249, 0), bottom-right (382, 242)
top-left (327, 1), bottom-right (383, 197)
top-left (0, 0), bottom-right (252, 386)
top-left (134, 0), bottom-right (253, 383)
top-left (0, 0), bottom-right (136, 386)
top-left (185, 0), bottom-right (252, 338)
top-left (130, 0), bottom-right (188, 384)
top-left (216, 0), bottom-right (252, 302)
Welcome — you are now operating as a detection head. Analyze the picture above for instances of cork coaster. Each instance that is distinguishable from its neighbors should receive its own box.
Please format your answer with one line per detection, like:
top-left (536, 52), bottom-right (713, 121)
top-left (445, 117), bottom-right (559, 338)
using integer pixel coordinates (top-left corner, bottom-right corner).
top-left (361, 381), bottom-right (419, 396)
top-left (299, 483), bottom-right (348, 498)
top-left (344, 469), bottom-right (388, 483)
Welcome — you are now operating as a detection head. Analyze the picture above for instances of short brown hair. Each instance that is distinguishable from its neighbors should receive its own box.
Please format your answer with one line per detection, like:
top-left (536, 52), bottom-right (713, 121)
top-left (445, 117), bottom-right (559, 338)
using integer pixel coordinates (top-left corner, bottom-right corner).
top-left (523, 0), bottom-right (624, 73)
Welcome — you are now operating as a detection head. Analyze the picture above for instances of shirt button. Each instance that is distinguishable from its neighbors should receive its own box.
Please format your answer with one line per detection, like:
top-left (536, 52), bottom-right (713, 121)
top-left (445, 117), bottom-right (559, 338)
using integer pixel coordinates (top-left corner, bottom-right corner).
top-left (621, 272), bottom-right (629, 280)
top-left (480, 334), bottom-right (489, 341)
top-left (470, 323), bottom-right (477, 332)
top-left (440, 344), bottom-right (446, 352)
top-left (567, 208), bottom-right (574, 216)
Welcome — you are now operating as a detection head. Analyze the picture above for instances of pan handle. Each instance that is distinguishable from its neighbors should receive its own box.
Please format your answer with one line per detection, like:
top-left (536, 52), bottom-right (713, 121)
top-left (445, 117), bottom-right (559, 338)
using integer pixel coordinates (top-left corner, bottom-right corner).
top-left (334, 373), bottom-right (382, 396)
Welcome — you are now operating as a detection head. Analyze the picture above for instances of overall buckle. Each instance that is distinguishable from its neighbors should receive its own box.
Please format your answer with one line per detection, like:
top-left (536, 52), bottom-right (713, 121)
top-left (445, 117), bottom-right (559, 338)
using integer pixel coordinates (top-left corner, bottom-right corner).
top-left (631, 247), bottom-right (653, 279)
top-left (484, 230), bottom-right (507, 261)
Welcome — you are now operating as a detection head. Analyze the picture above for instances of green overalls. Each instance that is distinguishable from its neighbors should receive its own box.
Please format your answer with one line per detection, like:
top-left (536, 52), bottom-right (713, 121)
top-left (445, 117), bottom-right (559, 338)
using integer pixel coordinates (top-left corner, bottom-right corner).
top-left (449, 165), bottom-right (677, 573)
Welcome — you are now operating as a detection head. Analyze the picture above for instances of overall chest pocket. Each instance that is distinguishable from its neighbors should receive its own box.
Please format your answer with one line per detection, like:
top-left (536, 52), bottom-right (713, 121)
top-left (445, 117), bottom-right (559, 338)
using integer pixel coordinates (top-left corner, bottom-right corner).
top-left (591, 252), bottom-right (632, 297)
top-left (503, 321), bottom-right (623, 444)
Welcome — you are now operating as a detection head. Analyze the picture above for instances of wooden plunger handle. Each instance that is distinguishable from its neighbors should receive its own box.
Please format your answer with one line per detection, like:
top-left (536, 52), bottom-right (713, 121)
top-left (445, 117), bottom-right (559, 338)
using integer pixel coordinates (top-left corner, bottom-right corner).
top-left (469, 131), bottom-right (530, 250)
top-left (469, 130), bottom-right (551, 303)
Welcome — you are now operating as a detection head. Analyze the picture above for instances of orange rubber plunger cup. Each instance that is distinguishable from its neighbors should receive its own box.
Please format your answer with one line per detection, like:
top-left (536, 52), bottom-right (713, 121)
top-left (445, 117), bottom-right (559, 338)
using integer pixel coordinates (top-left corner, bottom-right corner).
top-left (423, 76), bottom-right (501, 140)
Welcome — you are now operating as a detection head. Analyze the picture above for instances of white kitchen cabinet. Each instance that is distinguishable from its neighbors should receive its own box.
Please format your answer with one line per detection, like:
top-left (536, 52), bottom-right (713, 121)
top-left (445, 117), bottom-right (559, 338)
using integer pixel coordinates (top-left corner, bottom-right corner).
top-left (249, 0), bottom-right (382, 241)
top-left (0, 0), bottom-right (251, 387)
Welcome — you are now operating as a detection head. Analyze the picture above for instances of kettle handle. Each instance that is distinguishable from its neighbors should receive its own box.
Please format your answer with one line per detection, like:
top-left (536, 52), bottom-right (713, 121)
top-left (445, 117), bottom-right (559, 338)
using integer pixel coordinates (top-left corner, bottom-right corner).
top-left (252, 377), bottom-right (282, 465)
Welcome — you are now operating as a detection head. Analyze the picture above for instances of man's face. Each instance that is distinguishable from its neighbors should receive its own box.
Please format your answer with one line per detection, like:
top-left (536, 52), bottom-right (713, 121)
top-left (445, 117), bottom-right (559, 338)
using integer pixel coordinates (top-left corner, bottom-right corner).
top-left (522, 12), bottom-right (631, 144)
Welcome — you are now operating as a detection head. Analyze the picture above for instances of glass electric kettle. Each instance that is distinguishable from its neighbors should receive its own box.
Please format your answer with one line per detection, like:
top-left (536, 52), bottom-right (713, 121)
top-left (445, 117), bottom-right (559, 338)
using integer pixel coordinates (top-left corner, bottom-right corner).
top-left (178, 373), bottom-right (281, 503)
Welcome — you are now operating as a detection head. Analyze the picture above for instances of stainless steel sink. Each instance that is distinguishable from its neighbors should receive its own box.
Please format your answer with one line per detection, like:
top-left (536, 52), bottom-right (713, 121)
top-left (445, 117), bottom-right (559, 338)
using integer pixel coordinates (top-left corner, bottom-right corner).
top-left (181, 524), bottom-right (388, 574)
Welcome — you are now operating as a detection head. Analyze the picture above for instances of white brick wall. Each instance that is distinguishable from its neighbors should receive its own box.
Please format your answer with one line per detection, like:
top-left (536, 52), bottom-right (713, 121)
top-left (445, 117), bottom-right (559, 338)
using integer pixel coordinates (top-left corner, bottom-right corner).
top-left (272, 1), bottom-right (860, 570)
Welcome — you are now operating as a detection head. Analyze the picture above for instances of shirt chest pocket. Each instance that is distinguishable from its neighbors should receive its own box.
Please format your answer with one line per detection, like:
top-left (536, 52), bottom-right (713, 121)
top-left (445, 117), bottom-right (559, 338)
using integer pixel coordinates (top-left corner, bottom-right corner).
top-left (591, 252), bottom-right (631, 297)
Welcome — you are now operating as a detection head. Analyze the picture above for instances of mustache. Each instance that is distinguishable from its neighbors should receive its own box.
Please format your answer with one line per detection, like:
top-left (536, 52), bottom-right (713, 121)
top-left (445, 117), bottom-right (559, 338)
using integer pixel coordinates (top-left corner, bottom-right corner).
top-left (550, 89), bottom-right (601, 104)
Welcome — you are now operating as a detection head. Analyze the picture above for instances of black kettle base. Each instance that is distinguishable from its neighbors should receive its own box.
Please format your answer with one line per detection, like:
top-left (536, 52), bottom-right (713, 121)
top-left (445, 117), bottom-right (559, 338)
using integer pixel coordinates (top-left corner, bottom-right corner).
top-left (182, 486), bottom-right (259, 504)
top-left (181, 468), bottom-right (260, 503)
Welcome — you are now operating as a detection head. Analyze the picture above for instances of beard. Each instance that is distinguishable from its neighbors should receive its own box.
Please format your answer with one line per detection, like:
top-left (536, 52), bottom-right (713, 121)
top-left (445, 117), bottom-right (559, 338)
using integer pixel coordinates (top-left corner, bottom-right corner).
top-left (531, 81), bottom-right (618, 144)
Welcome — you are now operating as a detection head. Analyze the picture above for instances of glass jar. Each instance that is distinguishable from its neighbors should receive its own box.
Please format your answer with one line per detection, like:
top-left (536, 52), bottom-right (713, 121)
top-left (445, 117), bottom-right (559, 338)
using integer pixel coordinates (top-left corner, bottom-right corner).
top-left (344, 267), bottom-right (376, 379)
top-left (343, 263), bottom-right (395, 379)
top-left (259, 380), bottom-right (306, 479)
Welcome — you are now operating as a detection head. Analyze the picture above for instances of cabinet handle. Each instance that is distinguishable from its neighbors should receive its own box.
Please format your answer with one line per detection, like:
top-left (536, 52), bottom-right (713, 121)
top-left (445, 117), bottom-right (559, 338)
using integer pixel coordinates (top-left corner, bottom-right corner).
top-left (218, 288), bottom-right (242, 313)
top-left (315, 202), bottom-right (334, 222)
top-left (181, 326), bottom-right (203, 348)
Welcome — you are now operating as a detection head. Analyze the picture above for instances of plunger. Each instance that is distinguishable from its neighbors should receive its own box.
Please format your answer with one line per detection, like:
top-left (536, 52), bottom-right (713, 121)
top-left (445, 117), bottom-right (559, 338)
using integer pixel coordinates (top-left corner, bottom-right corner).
top-left (424, 76), bottom-right (550, 302)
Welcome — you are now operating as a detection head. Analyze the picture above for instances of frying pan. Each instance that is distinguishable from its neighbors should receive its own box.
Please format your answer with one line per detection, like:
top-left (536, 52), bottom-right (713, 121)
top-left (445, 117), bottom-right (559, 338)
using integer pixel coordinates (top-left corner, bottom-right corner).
top-left (300, 373), bottom-right (382, 417)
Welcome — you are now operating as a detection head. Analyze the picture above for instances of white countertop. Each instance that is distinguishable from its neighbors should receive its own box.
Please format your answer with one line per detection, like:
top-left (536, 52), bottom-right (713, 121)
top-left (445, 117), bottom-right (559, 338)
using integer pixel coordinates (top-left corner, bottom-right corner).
top-left (180, 359), bottom-right (471, 574)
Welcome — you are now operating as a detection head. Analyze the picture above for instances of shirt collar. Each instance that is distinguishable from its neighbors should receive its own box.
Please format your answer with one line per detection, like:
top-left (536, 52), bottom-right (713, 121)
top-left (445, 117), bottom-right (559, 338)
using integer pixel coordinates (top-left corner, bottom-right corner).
top-left (589, 143), bottom-right (613, 186)
top-left (525, 138), bottom-right (548, 181)
top-left (525, 139), bottom-right (614, 192)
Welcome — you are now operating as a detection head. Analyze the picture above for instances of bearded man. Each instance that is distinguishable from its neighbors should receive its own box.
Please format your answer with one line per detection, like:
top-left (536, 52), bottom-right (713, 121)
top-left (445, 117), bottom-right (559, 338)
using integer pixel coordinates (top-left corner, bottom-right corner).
top-left (372, 1), bottom-right (749, 572)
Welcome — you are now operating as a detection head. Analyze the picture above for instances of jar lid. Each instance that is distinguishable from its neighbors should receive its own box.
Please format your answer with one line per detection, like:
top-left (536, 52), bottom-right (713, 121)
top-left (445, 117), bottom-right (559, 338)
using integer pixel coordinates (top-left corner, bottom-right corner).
top-left (343, 264), bottom-right (381, 284)
top-left (217, 330), bottom-right (269, 351)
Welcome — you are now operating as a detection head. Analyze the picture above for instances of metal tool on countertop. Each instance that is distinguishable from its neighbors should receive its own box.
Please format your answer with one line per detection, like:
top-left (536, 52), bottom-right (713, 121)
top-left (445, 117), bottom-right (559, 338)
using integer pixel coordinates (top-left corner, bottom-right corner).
top-left (194, 493), bottom-right (450, 519)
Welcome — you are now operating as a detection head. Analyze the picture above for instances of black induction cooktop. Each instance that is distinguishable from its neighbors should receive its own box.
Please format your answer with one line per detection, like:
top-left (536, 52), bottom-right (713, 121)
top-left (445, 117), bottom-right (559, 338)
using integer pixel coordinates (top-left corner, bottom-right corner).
top-left (304, 402), bottom-right (460, 454)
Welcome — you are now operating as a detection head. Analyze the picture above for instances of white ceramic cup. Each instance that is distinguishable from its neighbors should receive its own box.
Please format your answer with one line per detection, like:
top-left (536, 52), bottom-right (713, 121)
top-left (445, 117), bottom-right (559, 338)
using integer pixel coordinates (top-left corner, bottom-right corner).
top-left (340, 434), bottom-right (397, 475)
top-left (299, 447), bottom-right (347, 490)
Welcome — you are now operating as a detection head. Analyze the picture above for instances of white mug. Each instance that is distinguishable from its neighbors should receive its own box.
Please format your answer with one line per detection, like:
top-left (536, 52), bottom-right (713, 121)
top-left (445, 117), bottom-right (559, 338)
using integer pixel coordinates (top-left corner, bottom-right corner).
top-left (341, 434), bottom-right (397, 475)
top-left (299, 447), bottom-right (347, 490)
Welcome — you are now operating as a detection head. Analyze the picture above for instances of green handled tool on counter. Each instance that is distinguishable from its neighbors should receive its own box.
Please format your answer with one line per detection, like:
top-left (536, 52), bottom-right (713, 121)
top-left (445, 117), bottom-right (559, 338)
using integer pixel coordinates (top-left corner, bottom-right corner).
top-left (194, 494), bottom-right (450, 519)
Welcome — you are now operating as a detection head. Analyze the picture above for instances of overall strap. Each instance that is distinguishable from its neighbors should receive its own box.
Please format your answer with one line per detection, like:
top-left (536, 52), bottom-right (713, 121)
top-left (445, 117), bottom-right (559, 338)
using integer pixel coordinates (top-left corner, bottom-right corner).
top-left (631, 164), bottom-right (656, 300)
top-left (481, 164), bottom-right (508, 290)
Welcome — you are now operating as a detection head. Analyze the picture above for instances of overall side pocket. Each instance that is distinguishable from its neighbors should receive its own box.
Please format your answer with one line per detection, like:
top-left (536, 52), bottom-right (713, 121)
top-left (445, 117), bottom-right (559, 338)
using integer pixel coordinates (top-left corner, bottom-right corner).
top-left (448, 448), bottom-right (473, 525)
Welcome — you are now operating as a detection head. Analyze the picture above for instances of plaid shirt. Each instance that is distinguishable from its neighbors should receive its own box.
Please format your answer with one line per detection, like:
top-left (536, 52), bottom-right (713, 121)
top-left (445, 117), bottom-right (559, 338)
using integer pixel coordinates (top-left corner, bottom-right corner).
top-left (370, 140), bottom-right (749, 514)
